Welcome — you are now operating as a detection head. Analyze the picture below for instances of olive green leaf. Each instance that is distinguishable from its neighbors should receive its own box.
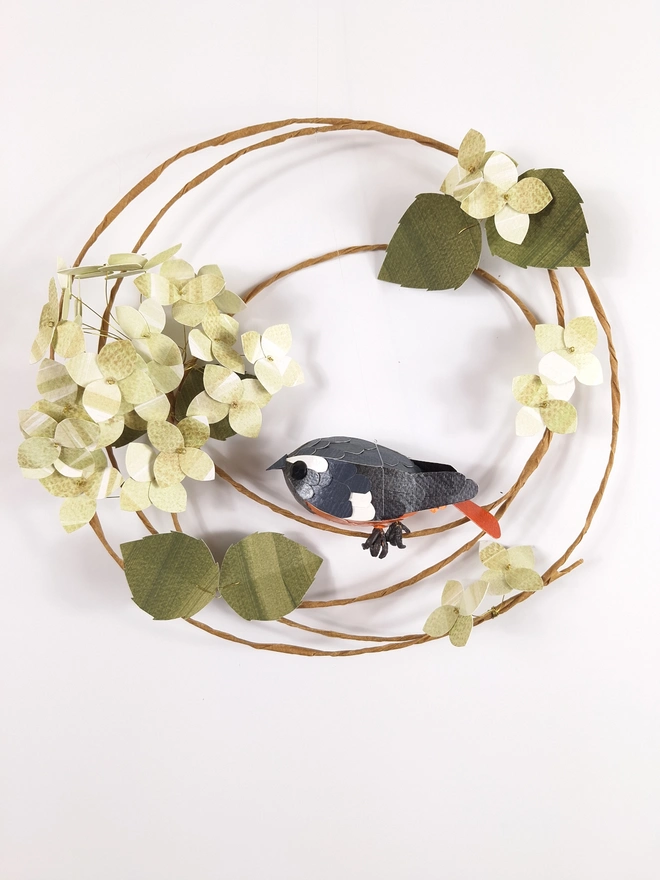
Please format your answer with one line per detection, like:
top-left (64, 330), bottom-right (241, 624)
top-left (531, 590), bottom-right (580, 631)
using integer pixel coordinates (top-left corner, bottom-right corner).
top-left (175, 367), bottom-right (236, 441)
top-left (219, 532), bottom-right (323, 621)
top-left (378, 193), bottom-right (482, 290)
top-left (120, 531), bottom-right (219, 620)
top-left (485, 169), bottom-right (589, 268)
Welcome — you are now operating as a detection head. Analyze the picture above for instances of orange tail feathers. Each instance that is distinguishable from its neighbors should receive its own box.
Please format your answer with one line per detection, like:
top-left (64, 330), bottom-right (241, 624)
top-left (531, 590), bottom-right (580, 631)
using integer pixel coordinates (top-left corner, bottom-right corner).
top-left (454, 500), bottom-right (501, 539)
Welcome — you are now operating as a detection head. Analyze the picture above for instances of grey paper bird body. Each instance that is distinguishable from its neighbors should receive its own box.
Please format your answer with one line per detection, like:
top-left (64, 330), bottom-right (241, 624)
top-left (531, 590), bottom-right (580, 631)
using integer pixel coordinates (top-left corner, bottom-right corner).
top-left (268, 436), bottom-right (500, 558)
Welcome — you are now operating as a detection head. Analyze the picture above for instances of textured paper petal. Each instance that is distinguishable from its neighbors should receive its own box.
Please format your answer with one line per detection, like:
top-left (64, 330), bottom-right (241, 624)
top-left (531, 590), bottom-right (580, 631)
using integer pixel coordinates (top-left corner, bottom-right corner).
top-left (204, 365), bottom-right (242, 403)
top-left (145, 334), bottom-right (182, 367)
top-left (281, 359), bottom-right (304, 387)
top-left (153, 452), bottom-right (185, 487)
top-left (121, 531), bottom-right (218, 619)
top-left (30, 279), bottom-right (59, 362)
top-left (441, 579), bottom-right (463, 607)
top-left (142, 244), bottom-right (182, 270)
top-left (440, 163), bottom-right (467, 197)
top-left (85, 466), bottom-right (123, 500)
top-left (449, 615), bottom-right (473, 647)
top-left (139, 298), bottom-right (166, 333)
top-left (572, 352), bottom-right (603, 385)
top-left (507, 546), bottom-right (536, 569)
top-left (228, 400), bottom-right (262, 438)
top-left (460, 580), bottom-right (488, 616)
top-left (177, 416), bottom-right (210, 448)
top-left (147, 361), bottom-right (183, 394)
top-left (423, 604), bottom-right (459, 638)
top-left (188, 329), bottom-right (214, 361)
top-left (97, 340), bottom-right (140, 381)
top-left (30, 326), bottom-right (56, 364)
top-left (53, 447), bottom-right (96, 478)
top-left (96, 415), bottom-right (125, 447)
top-left (539, 351), bottom-right (577, 385)
top-left (203, 312), bottom-right (238, 345)
top-left (219, 533), bottom-right (322, 621)
top-left (118, 370), bottom-right (158, 405)
top-left (125, 441), bottom-right (157, 481)
top-left (261, 324), bottom-right (292, 358)
top-left (535, 324), bottom-right (565, 354)
top-left (65, 352), bottom-right (103, 387)
top-left (457, 129), bottom-right (486, 173)
top-left (147, 420), bottom-right (185, 453)
top-left (240, 378), bottom-right (271, 409)
top-left (59, 495), bottom-right (96, 533)
top-left (481, 570), bottom-right (511, 595)
top-left (546, 379), bottom-right (575, 401)
top-left (186, 391), bottom-right (229, 423)
top-left (40, 472), bottom-right (81, 497)
top-left (564, 316), bottom-right (598, 354)
top-left (18, 437), bottom-right (59, 469)
top-left (82, 379), bottom-right (122, 422)
top-left (479, 542), bottom-right (508, 569)
top-left (108, 252), bottom-right (147, 268)
top-left (211, 342), bottom-right (245, 374)
top-left (149, 482), bottom-right (187, 513)
top-left (197, 263), bottom-right (225, 283)
top-left (180, 447), bottom-right (215, 481)
top-left (452, 169), bottom-right (483, 202)
top-left (172, 299), bottom-right (213, 327)
top-left (240, 331), bottom-right (264, 364)
top-left (494, 204), bottom-right (530, 245)
top-left (19, 408), bottom-right (57, 439)
top-left (507, 177), bottom-right (553, 214)
top-left (482, 151), bottom-right (518, 192)
top-left (540, 399), bottom-right (578, 434)
top-left (115, 305), bottom-right (149, 339)
top-left (53, 321), bottom-right (85, 358)
top-left (512, 374), bottom-right (548, 407)
top-left (54, 418), bottom-right (100, 450)
top-left (124, 409), bottom-right (148, 431)
top-left (181, 274), bottom-right (225, 304)
top-left (20, 465), bottom-right (55, 480)
top-left (37, 359), bottom-right (79, 404)
top-left (134, 272), bottom-right (180, 305)
top-left (255, 359), bottom-right (284, 394)
top-left (212, 288), bottom-right (245, 315)
top-left (120, 478), bottom-right (152, 511)
top-left (516, 406), bottom-right (545, 436)
top-left (160, 258), bottom-right (195, 286)
top-left (505, 567), bottom-right (544, 592)
top-left (461, 181), bottom-right (505, 219)
top-left (134, 394), bottom-right (170, 422)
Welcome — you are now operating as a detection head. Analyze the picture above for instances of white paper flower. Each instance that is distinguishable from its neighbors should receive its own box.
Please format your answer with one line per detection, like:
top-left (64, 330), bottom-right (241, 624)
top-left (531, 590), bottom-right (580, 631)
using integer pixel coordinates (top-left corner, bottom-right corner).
top-left (115, 299), bottom-right (184, 394)
top-left (441, 129), bottom-right (553, 244)
top-left (240, 324), bottom-right (303, 394)
top-left (188, 312), bottom-right (244, 373)
top-left (185, 368), bottom-right (271, 438)
top-left (536, 317), bottom-right (603, 388)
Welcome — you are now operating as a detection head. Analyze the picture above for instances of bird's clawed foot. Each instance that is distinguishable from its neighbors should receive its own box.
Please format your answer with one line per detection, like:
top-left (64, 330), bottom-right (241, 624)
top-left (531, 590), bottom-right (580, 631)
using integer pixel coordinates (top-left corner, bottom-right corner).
top-left (362, 521), bottom-right (411, 559)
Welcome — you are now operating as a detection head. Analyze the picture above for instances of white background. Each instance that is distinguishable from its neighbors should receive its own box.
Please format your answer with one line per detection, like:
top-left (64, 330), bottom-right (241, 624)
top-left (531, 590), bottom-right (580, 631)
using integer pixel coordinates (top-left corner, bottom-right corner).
top-left (1, 1), bottom-right (658, 877)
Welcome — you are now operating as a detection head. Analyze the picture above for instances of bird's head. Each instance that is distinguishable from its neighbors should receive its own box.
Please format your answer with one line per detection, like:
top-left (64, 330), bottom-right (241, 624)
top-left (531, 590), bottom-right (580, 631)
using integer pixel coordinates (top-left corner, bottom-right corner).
top-left (267, 453), bottom-right (331, 506)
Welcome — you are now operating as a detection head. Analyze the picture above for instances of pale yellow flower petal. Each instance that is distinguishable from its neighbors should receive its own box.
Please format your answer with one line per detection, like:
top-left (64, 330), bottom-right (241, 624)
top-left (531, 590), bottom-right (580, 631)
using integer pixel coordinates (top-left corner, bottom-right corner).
top-left (53, 447), bottom-right (96, 478)
top-left (505, 567), bottom-right (544, 591)
top-left (211, 342), bottom-right (245, 374)
top-left (53, 321), bottom-right (85, 358)
top-left (149, 482), bottom-right (187, 513)
top-left (281, 359), bottom-right (304, 387)
top-left (82, 379), bottom-right (122, 422)
top-left (120, 478), bottom-right (152, 512)
top-left (459, 580), bottom-right (488, 615)
top-left (147, 420), bottom-right (184, 453)
top-left (457, 129), bottom-right (486, 174)
top-left (440, 163), bottom-right (467, 197)
top-left (19, 408), bottom-right (57, 439)
top-left (177, 416), bottom-right (210, 448)
top-left (188, 329), bottom-right (214, 361)
top-left (18, 437), bottom-right (59, 469)
top-left (212, 288), bottom-right (245, 315)
top-left (449, 615), bottom-right (473, 647)
top-left (461, 181), bottom-right (505, 219)
top-left (482, 151), bottom-right (518, 191)
top-left (228, 400), bottom-right (262, 438)
top-left (84, 466), bottom-right (123, 500)
top-left (423, 604), bottom-right (459, 638)
top-left (202, 312), bottom-right (238, 345)
top-left (115, 305), bottom-right (149, 339)
top-left (160, 258), bottom-right (195, 287)
top-left (65, 352), bottom-right (104, 387)
top-left (54, 418), bottom-right (100, 450)
top-left (181, 274), bottom-right (225, 304)
top-left (540, 399), bottom-right (577, 434)
top-left (60, 495), bottom-right (97, 533)
top-left (240, 331), bottom-right (264, 364)
top-left (40, 471), bottom-right (85, 497)
top-left (134, 272), bottom-right (180, 305)
top-left (153, 452), bottom-right (185, 487)
top-left (564, 316), bottom-right (598, 354)
top-left (145, 334), bottom-right (182, 367)
top-left (482, 570), bottom-right (511, 595)
top-left (30, 279), bottom-right (59, 363)
top-left (204, 365), bottom-right (242, 404)
top-left (535, 324), bottom-right (565, 354)
top-left (452, 169), bottom-right (483, 202)
top-left (512, 375), bottom-right (548, 407)
top-left (20, 465), bottom-right (55, 480)
top-left (571, 352), bottom-right (603, 386)
top-left (186, 391), bottom-right (229, 423)
top-left (146, 361), bottom-right (183, 394)
top-left (261, 324), bottom-right (292, 358)
top-left (539, 351), bottom-right (577, 385)
top-left (254, 359), bottom-right (283, 394)
top-left (97, 415), bottom-right (125, 446)
top-left (494, 204), bottom-right (530, 244)
top-left (507, 546), bottom-right (535, 569)
top-left (479, 542), bottom-right (508, 570)
top-left (441, 579), bottom-right (463, 607)
top-left (515, 406), bottom-right (545, 436)
top-left (37, 359), bottom-right (79, 404)
top-left (125, 441), bottom-right (157, 482)
top-left (97, 340), bottom-right (140, 381)
top-left (179, 447), bottom-right (215, 481)
top-left (171, 300), bottom-right (214, 327)
top-left (142, 244), bottom-right (182, 270)
top-left (546, 379), bottom-right (575, 401)
top-left (240, 378), bottom-right (271, 409)
top-left (134, 394), bottom-right (170, 422)
top-left (118, 370), bottom-right (158, 405)
top-left (506, 177), bottom-right (552, 214)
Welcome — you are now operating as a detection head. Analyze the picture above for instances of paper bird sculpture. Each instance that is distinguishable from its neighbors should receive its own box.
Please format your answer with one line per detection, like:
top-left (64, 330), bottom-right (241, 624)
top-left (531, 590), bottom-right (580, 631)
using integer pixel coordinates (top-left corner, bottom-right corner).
top-left (269, 436), bottom-right (501, 558)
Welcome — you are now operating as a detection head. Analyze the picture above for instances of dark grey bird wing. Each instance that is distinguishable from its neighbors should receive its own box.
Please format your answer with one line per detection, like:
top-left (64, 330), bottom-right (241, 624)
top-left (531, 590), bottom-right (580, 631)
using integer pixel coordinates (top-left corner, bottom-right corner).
top-left (291, 437), bottom-right (419, 471)
top-left (363, 466), bottom-right (478, 520)
top-left (290, 458), bottom-right (372, 519)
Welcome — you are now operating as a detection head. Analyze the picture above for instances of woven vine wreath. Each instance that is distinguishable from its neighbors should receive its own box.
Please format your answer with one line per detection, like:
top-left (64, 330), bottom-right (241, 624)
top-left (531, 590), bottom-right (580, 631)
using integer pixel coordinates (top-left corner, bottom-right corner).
top-left (18, 119), bottom-right (619, 656)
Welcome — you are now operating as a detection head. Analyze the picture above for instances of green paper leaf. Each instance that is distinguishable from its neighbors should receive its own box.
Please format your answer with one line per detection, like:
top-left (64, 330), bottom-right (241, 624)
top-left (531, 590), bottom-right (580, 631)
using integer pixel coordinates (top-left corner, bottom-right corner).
top-left (175, 368), bottom-right (236, 441)
top-left (378, 193), bottom-right (482, 290)
top-left (485, 169), bottom-right (589, 268)
top-left (121, 531), bottom-right (219, 620)
top-left (219, 532), bottom-right (322, 621)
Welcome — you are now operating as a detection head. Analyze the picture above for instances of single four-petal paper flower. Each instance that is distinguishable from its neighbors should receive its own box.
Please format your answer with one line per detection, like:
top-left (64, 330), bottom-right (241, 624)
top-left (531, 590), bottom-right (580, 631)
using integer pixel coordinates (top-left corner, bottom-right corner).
top-left (188, 367), bottom-right (271, 438)
top-left (423, 579), bottom-right (488, 647)
top-left (479, 542), bottom-right (543, 595)
top-left (512, 375), bottom-right (578, 436)
top-left (241, 324), bottom-right (303, 394)
top-left (536, 317), bottom-right (603, 387)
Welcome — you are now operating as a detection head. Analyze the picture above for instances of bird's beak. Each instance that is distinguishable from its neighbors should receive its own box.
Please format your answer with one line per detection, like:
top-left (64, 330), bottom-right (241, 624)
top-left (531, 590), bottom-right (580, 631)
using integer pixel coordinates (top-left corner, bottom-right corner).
top-left (267, 455), bottom-right (288, 471)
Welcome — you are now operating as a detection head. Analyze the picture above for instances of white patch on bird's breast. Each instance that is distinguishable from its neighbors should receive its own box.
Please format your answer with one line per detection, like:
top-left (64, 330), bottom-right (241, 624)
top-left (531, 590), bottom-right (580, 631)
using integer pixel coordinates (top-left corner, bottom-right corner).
top-left (349, 491), bottom-right (376, 522)
top-left (286, 454), bottom-right (328, 472)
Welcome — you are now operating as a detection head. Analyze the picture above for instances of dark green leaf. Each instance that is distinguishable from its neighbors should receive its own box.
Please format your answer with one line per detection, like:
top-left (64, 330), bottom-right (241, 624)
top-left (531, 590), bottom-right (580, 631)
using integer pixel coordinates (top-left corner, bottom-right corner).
top-left (113, 425), bottom-right (146, 448)
top-left (485, 169), bottom-right (590, 268)
top-left (175, 367), bottom-right (236, 441)
top-left (378, 193), bottom-right (482, 290)
top-left (121, 531), bottom-right (219, 620)
top-left (219, 532), bottom-right (323, 620)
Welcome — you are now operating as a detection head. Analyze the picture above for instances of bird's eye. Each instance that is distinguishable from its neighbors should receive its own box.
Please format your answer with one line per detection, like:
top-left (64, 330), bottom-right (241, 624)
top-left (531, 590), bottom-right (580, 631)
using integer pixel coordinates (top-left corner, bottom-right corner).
top-left (291, 461), bottom-right (308, 480)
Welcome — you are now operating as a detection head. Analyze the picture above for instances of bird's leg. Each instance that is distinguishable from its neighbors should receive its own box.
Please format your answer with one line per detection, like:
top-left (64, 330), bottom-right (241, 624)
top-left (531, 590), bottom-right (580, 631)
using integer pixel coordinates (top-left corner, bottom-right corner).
top-left (384, 521), bottom-right (410, 550)
top-left (362, 527), bottom-right (389, 559)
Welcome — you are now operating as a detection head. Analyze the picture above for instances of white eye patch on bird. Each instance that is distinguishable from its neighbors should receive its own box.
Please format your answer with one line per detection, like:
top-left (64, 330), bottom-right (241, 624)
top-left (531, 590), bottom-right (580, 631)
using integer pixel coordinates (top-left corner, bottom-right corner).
top-left (269, 436), bottom-right (500, 559)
